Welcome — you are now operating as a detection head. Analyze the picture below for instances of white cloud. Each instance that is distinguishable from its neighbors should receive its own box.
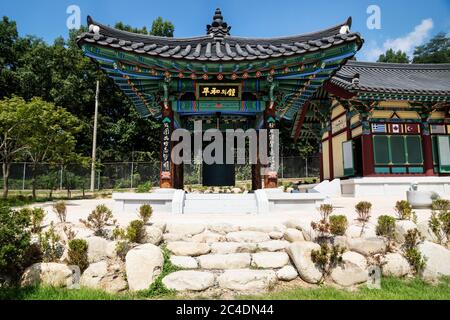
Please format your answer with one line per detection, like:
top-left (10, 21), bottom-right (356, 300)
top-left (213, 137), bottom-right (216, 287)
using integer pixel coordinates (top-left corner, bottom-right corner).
top-left (363, 19), bottom-right (434, 61)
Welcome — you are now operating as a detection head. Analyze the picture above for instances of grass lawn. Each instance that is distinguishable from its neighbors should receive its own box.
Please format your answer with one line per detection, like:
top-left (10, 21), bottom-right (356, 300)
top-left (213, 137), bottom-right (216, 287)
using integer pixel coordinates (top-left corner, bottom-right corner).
top-left (1, 277), bottom-right (450, 300)
top-left (242, 277), bottom-right (450, 300)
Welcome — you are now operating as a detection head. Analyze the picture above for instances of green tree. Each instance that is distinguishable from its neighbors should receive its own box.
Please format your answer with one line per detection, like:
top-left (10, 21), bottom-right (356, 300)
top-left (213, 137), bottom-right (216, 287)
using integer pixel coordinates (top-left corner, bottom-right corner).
top-left (377, 48), bottom-right (410, 63)
top-left (413, 32), bottom-right (450, 63)
top-left (150, 17), bottom-right (174, 37)
top-left (0, 96), bottom-right (35, 198)
top-left (24, 98), bottom-right (82, 199)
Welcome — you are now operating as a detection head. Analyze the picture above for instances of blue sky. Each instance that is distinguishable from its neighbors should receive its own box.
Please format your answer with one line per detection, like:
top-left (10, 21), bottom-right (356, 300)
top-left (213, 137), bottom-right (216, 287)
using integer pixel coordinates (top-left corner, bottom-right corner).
top-left (2, 0), bottom-right (450, 61)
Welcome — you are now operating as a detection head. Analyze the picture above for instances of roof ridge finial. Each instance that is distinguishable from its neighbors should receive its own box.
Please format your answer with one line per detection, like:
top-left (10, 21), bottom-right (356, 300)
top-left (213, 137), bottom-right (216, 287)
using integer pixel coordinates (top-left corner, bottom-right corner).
top-left (206, 7), bottom-right (231, 40)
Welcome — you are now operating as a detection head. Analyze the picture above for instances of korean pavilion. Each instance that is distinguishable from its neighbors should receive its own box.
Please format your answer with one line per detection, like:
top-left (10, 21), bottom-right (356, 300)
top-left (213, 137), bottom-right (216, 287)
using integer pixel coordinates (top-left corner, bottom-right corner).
top-left (77, 9), bottom-right (450, 194)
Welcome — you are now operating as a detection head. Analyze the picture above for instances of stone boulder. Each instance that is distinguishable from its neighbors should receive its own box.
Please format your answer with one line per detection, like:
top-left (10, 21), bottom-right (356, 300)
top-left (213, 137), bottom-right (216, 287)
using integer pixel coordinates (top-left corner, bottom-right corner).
top-left (218, 269), bottom-right (277, 291)
top-left (80, 261), bottom-right (108, 288)
top-left (418, 241), bottom-right (450, 280)
top-left (86, 236), bottom-right (110, 263)
top-left (285, 220), bottom-right (318, 241)
top-left (21, 263), bottom-right (78, 288)
top-left (166, 241), bottom-right (210, 256)
top-left (284, 228), bottom-right (305, 242)
top-left (198, 253), bottom-right (251, 269)
top-left (190, 231), bottom-right (226, 243)
top-left (165, 223), bottom-right (205, 236)
top-left (162, 271), bottom-right (215, 291)
top-left (269, 231), bottom-right (284, 240)
top-left (342, 251), bottom-right (367, 270)
top-left (382, 253), bottom-right (411, 277)
top-left (276, 265), bottom-right (298, 281)
top-left (163, 233), bottom-right (189, 242)
top-left (286, 242), bottom-right (322, 284)
top-left (106, 241), bottom-right (118, 259)
top-left (257, 240), bottom-right (289, 252)
top-left (417, 221), bottom-right (439, 243)
top-left (239, 222), bottom-right (286, 234)
top-left (207, 222), bottom-right (240, 235)
top-left (345, 224), bottom-right (377, 239)
top-left (348, 237), bottom-right (386, 256)
top-left (251, 252), bottom-right (289, 269)
top-left (331, 260), bottom-right (368, 287)
top-left (125, 243), bottom-right (163, 291)
top-left (395, 220), bottom-right (417, 243)
top-left (226, 231), bottom-right (270, 243)
top-left (143, 226), bottom-right (163, 245)
top-left (100, 274), bottom-right (128, 293)
top-left (210, 242), bottom-right (257, 254)
top-left (170, 256), bottom-right (198, 269)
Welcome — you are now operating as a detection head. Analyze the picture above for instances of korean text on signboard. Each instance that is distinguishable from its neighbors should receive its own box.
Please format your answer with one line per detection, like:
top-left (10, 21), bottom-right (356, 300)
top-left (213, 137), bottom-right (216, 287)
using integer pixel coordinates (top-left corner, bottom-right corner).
top-left (197, 83), bottom-right (241, 100)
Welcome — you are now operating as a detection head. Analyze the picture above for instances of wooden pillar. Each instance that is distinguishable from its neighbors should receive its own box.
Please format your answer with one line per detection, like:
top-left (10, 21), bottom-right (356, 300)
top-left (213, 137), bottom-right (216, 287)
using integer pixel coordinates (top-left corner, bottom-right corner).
top-left (263, 106), bottom-right (278, 188)
top-left (328, 128), bottom-right (334, 180)
top-left (252, 138), bottom-right (262, 190)
top-left (319, 145), bottom-right (324, 182)
top-left (420, 113), bottom-right (434, 176)
top-left (361, 118), bottom-right (375, 176)
top-left (160, 102), bottom-right (174, 188)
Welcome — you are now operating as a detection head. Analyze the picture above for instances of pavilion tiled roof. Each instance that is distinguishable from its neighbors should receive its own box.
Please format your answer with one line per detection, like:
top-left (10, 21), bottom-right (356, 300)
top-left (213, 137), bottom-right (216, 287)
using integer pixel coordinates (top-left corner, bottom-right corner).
top-left (331, 60), bottom-right (450, 96)
top-left (78, 11), bottom-right (361, 63)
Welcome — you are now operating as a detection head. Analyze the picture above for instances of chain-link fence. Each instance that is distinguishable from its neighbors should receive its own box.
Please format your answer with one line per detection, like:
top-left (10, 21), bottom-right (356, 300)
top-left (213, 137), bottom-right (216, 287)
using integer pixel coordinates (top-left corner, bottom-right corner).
top-left (2, 156), bottom-right (319, 191)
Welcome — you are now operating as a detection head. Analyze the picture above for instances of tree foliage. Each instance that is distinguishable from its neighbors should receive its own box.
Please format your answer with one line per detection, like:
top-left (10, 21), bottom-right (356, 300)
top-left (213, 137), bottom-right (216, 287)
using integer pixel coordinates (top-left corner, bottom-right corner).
top-left (413, 32), bottom-right (450, 63)
top-left (377, 48), bottom-right (410, 63)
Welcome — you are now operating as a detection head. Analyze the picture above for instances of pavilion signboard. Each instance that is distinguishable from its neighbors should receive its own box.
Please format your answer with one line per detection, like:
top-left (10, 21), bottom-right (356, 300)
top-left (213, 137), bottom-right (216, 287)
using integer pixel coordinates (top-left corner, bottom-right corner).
top-left (197, 83), bottom-right (241, 100)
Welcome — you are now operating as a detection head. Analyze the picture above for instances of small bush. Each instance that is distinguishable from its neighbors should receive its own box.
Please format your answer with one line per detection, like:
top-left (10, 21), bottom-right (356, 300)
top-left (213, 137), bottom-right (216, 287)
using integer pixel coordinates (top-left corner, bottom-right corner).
top-left (67, 239), bottom-right (89, 272)
top-left (428, 199), bottom-right (450, 246)
top-left (139, 204), bottom-right (153, 224)
top-left (394, 200), bottom-right (416, 221)
top-left (329, 215), bottom-right (348, 236)
top-left (39, 222), bottom-right (62, 262)
top-left (376, 215), bottom-right (397, 240)
top-left (53, 201), bottom-right (67, 223)
top-left (319, 204), bottom-right (333, 221)
top-left (115, 240), bottom-right (130, 261)
top-left (126, 220), bottom-right (146, 243)
top-left (311, 243), bottom-right (345, 283)
top-left (62, 225), bottom-right (77, 245)
top-left (80, 204), bottom-right (116, 237)
top-left (402, 228), bottom-right (426, 275)
top-left (20, 207), bottom-right (45, 233)
top-left (136, 181), bottom-right (153, 193)
top-left (355, 201), bottom-right (372, 222)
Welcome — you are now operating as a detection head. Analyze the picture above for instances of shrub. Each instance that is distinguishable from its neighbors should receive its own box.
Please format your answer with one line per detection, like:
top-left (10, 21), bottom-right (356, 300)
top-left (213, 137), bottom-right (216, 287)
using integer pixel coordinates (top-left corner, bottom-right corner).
top-left (126, 220), bottom-right (147, 243)
top-left (136, 181), bottom-right (153, 193)
top-left (329, 215), bottom-right (348, 236)
top-left (62, 225), bottom-right (77, 245)
top-left (39, 222), bottom-right (62, 262)
top-left (115, 240), bottom-right (130, 261)
top-left (402, 228), bottom-right (426, 275)
top-left (355, 201), bottom-right (372, 222)
top-left (319, 204), bottom-right (333, 221)
top-left (53, 201), bottom-right (67, 223)
top-left (376, 215), bottom-right (397, 240)
top-left (80, 204), bottom-right (116, 237)
top-left (394, 200), bottom-right (416, 221)
top-left (311, 204), bottom-right (334, 241)
top-left (67, 239), bottom-right (89, 272)
top-left (0, 207), bottom-right (32, 281)
top-left (20, 207), bottom-right (45, 233)
top-left (311, 243), bottom-right (345, 283)
top-left (139, 204), bottom-right (153, 224)
top-left (428, 199), bottom-right (450, 246)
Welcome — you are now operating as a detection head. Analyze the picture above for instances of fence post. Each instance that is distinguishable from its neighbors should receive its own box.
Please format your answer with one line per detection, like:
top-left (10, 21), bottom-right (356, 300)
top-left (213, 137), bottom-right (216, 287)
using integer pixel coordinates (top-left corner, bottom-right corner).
top-left (22, 162), bottom-right (26, 191)
top-left (305, 157), bottom-right (309, 178)
top-left (130, 162), bottom-right (134, 189)
top-left (59, 165), bottom-right (63, 190)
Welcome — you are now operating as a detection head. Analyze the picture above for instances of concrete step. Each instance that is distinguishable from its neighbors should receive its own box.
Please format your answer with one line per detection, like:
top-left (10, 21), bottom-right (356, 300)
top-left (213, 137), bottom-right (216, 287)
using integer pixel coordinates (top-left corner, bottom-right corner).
top-left (183, 193), bottom-right (258, 214)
